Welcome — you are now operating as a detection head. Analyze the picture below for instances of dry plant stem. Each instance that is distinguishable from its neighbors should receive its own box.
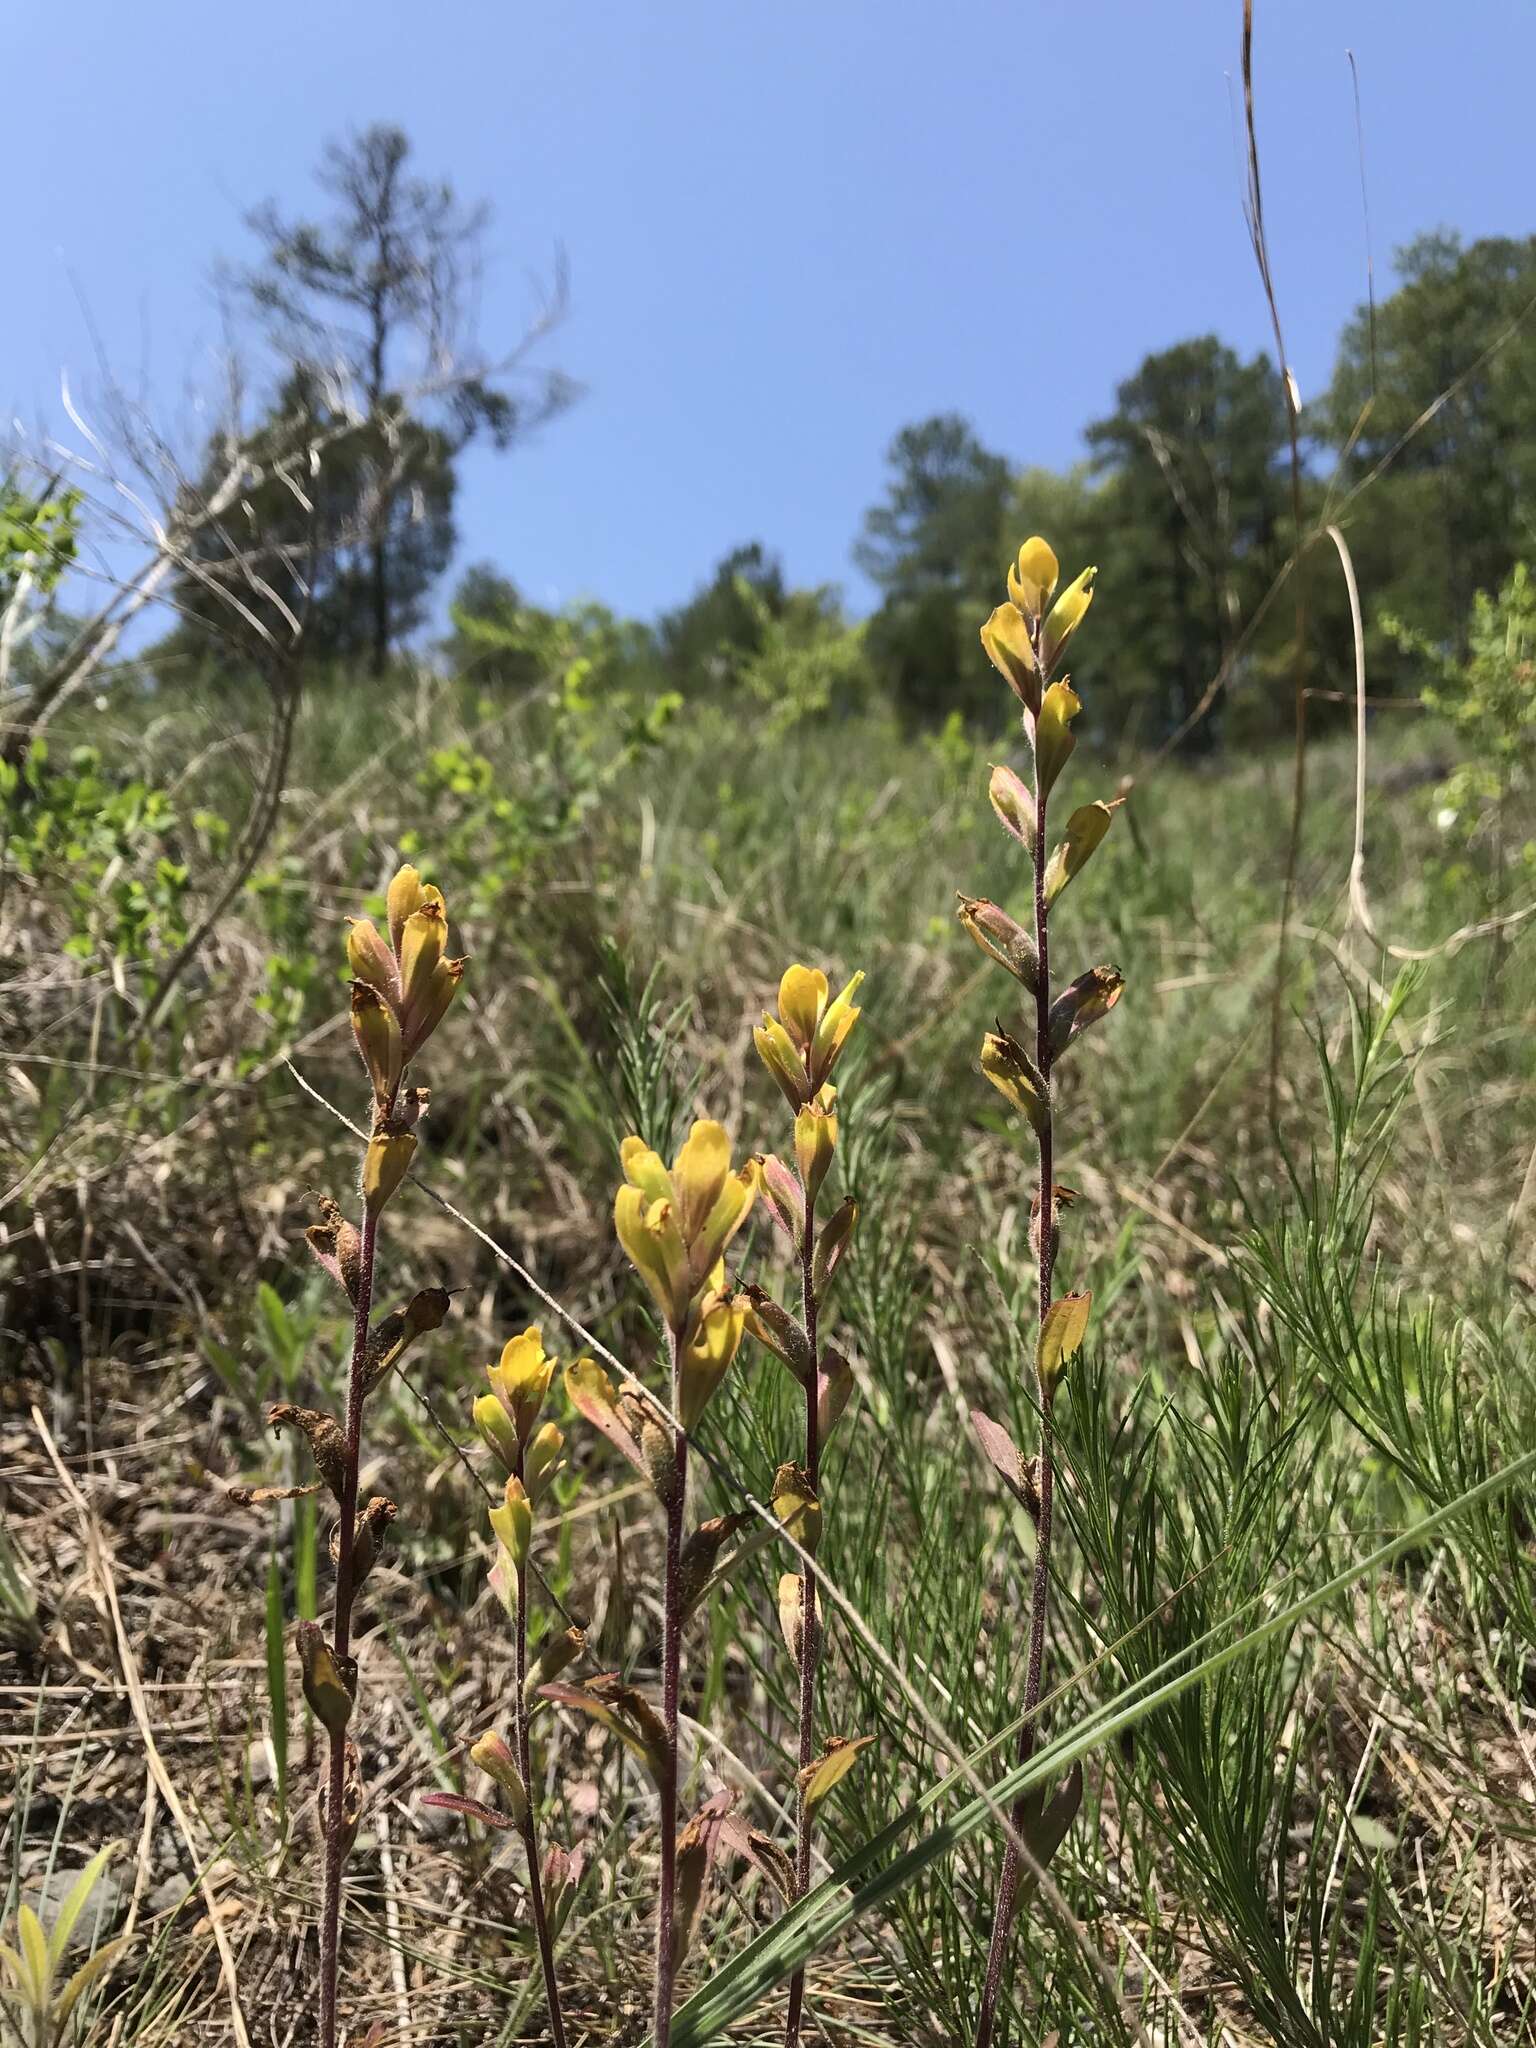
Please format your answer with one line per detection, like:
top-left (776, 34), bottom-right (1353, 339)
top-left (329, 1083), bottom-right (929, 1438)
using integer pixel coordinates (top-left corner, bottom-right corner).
top-left (319, 1204), bottom-right (378, 2048)
top-left (654, 1325), bottom-right (687, 2048)
top-left (514, 1530), bottom-right (569, 2048)
top-left (974, 744), bottom-right (1058, 2048)
top-left (782, 1188), bottom-right (822, 2048)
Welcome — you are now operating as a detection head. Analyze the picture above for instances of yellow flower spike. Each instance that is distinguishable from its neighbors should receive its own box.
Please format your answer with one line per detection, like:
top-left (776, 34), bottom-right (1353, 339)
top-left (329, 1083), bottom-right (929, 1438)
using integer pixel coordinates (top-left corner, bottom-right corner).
top-left (473, 1393), bottom-right (520, 1476)
top-left (614, 1183), bottom-right (691, 1329)
top-left (678, 1293), bottom-right (747, 1430)
top-left (980, 602), bottom-right (1040, 715)
top-left (346, 917), bottom-right (398, 997)
top-left (489, 1326), bottom-right (557, 1446)
top-left (777, 964), bottom-right (829, 1048)
top-left (1034, 679), bottom-right (1082, 800)
top-left (1041, 565), bottom-right (1097, 671)
top-left (470, 1731), bottom-right (530, 1825)
top-left (979, 1031), bottom-right (1050, 1137)
top-left (524, 1420), bottom-right (567, 1503)
top-left (362, 1130), bottom-right (417, 1218)
top-left (620, 1134), bottom-right (676, 1206)
top-left (386, 864), bottom-right (424, 957)
top-left (794, 1098), bottom-right (838, 1207)
top-left (1010, 536), bottom-right (1060, 617)
top-left (350, 981), bottom-right (404, 1105)
top-left (808, 971), bottom-right (863, 1089)
top-left (672, 1119), bottom-right (733, 1242)
top-left (489, 1475), bottom-right (533, 1572)
top-left (754, 1017), bottom-right (811, 1111)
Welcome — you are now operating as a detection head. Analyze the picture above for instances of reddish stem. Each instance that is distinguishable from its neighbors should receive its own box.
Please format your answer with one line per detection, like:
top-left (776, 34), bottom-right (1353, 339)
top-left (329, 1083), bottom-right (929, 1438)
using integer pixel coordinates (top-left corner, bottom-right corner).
top-left (318, 1204), bottom-right (378, 2048)
top-left (653, 1327), bottom-right (687, 2048)
top-left (975, 717), bottom-right (1058, 2048)
top-left (514, 1524), bottom-right (569, 2048)
top-left (783, 1183), bottom-right (822, 2048)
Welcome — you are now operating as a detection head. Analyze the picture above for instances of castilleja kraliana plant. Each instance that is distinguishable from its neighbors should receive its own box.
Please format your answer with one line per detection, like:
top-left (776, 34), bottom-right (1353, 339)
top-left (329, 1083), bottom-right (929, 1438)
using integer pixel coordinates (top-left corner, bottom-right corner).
top-left (747, 966), bottom-right (871, 2048)
top-left (560, 1120), bottom-right (759, 2048)
top-left (419, 1326), bottom-right (584, 2048)
top-left (961, 540), bottom-right (1124, 2048)
top-left (239, 864), bottom-right (463, 2048)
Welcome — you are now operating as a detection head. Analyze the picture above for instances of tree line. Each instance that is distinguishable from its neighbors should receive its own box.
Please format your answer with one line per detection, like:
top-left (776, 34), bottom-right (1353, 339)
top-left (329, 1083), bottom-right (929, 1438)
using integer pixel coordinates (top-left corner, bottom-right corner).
top-left (113, 129), bottom-right (1536, 745)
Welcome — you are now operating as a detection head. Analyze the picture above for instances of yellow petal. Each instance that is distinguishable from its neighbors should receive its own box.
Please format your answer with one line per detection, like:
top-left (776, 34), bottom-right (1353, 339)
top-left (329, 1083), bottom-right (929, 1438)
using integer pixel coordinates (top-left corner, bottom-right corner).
top-left (1042, 800), bottom-right (1121, 904)
top-left (1034, 680), bottom-right (1082, 800)
top-left (672, 1119), bottom-right (732, 1243)
top-left (1011, 535), bottom-right (1060, 616)
top-left (980, 602), bottom-right (1039, 712)
top-left (620, 1135), bottom-right (674, 1205)
top-left (777, 965), bottom-right (829, 1047)
top-left (386, 864), bottom-right (423, 956)
top-left (1041, 565), bottom-right (1096, 670)
top-left (614, 1184), bottom-right (689, 1329)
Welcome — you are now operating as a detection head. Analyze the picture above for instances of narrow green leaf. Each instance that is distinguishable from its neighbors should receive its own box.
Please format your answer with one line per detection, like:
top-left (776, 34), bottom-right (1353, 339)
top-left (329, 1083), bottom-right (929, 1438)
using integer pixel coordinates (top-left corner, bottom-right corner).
top-left (43, 1846), bottom-right (114, 1973)
top-left (54, 1935), bottom-right (128, 2027)
top-left (663, 1445), bottom-right (1536, 2045)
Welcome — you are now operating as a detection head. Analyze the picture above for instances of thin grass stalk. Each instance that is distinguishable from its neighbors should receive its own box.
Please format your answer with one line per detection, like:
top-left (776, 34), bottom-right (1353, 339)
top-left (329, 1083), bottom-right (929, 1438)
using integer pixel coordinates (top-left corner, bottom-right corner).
top-left (654, 1325), bottom-right (687, 2048)
top-left (782, 1183), bottom-right (821, 2048)
top-left (318, 1204), bottom-right (378, 2048)
top-left (974, 674), bottom-right (1056, 2048)
top-left (514, 1460), bottom-right (569, 2048)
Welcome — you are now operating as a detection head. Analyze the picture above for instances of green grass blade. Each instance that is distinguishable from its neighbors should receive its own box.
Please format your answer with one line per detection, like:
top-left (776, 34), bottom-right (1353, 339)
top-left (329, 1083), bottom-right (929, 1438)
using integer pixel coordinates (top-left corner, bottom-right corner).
top-left (666, 1444), bottom-right (1536, 2045)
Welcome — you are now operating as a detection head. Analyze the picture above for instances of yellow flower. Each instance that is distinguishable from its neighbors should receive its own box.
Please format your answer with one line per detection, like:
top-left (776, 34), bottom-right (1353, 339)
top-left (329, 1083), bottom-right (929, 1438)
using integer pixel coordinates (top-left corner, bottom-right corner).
top-left (486, 1326), bottom-right (557, 1448)
top-left (613, 1122), bottom-right (756, 1335)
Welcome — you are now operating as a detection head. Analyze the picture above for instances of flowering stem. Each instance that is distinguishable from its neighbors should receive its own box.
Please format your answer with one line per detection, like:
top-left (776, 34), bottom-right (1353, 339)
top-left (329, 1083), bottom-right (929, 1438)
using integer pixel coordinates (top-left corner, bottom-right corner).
top-left (514, 1519), bottom-right (568, 2048)
top-left (654, 1325), bottom-right (687, 2048)
top-left (318, 1203), bottom-right (378, 2048)
top-left (783, 1184), bottom-right (821, 2048)
top-left (974, 738), bottom-right (1057, 2048)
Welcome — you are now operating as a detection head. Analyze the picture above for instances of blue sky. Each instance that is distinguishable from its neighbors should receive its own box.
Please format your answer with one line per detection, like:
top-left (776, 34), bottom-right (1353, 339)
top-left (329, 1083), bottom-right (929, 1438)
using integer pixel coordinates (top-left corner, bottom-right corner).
top-left (7, 0), bottom-right (1534, 629)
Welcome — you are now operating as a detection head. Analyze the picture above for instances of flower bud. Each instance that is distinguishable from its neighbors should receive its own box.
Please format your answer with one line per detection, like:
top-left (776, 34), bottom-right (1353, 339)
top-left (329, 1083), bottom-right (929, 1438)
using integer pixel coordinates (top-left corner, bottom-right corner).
top-left (753, 1016), bottom-right (811, 1111)
top-left (489, 1475), bottom-right (533, 1571)
top-left (473, 1393), bottom-right (520, 1476)
top-left (386, 864), bottom-right (424, 957)
top-left (346, 917), bottom-right (398, 998)
top-left (1008, 536), bottom-right (1059, 618)
top-left (350, 981), bottom-right (404, 1105)
top-left (524, 1420), bottom-right (567, 1503)
top-left (808, 973), bottom-right (863, 1091)
top-left (794, 1097), bottom-right (838, 1207)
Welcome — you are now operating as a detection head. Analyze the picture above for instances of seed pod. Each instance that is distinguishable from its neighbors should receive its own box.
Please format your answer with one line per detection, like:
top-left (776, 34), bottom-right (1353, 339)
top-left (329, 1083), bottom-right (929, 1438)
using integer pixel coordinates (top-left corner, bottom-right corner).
top-left (330, 1496), bottom-right (398, 1590)
top-left (470, 1731), bottom-right (529, 1826)
top-left (303, 1195), bottom-right (362, 1305)
top-left (296, 1620), bottom-right (353, 1734)
top-left (524, 1627), bottom-right (586, 1704)
top-left (362, 1130), bottom-right (416, 1218)
top-left (266, 1403), bottom-right (348, 1501)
